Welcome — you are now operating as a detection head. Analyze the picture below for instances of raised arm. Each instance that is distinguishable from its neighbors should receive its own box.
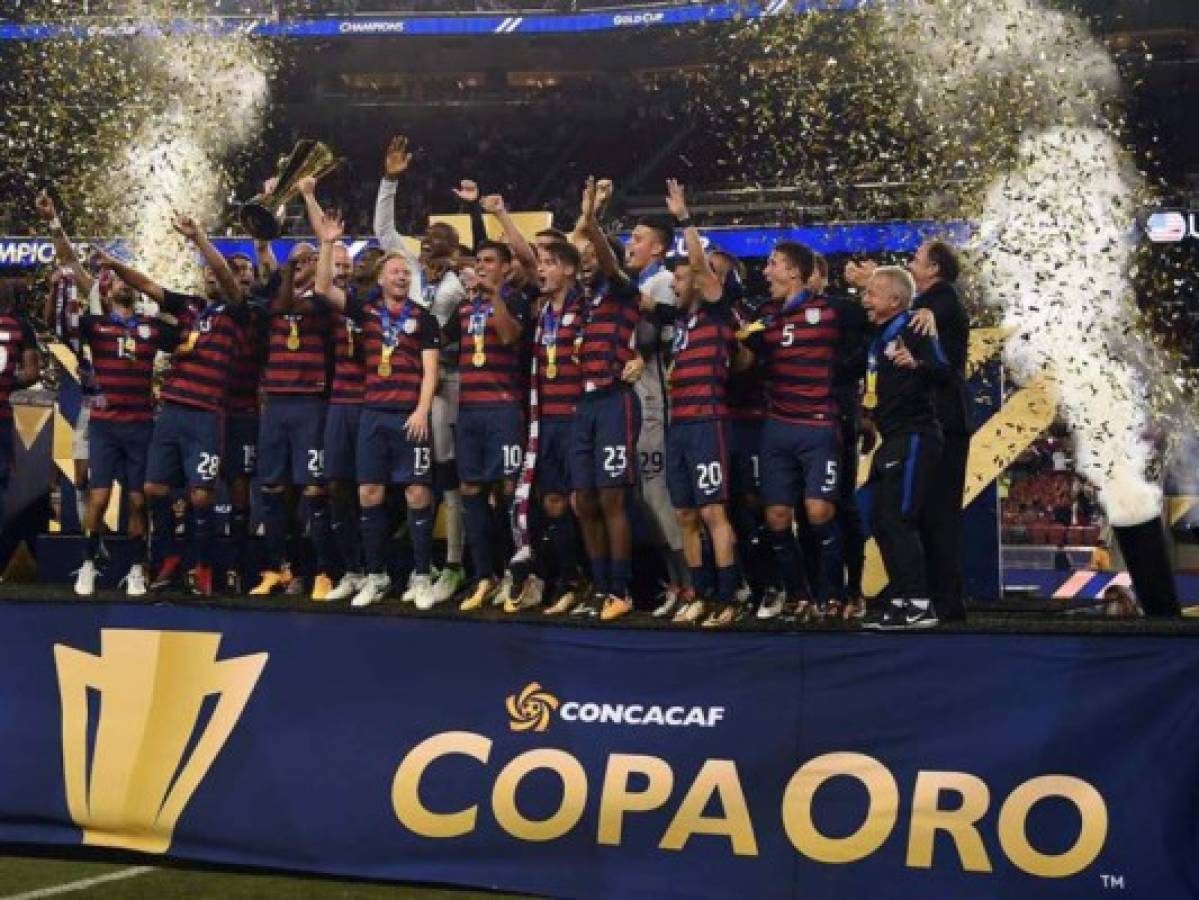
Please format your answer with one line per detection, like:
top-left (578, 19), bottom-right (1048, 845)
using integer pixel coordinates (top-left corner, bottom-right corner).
top-left (481, 194), bottom-right (537, 281)
top-left (665, 179), bottom-right (720, 302)
top-left (451, 179), bottom-right (489, 254)
top-left (580, 177), bottom-right (623, 280)
top-left (571, 177), bottom-right (612, 244)
top-left (173, 216), bottom-right (242, 305)
top-left (374, 135), bottom-right (411, 253)
top-left (35, 190), bottom-right (93, 295)
top-left (313, 211), bottom-right (348, 310)
top-left (97, 251), bottom-right (164, 304)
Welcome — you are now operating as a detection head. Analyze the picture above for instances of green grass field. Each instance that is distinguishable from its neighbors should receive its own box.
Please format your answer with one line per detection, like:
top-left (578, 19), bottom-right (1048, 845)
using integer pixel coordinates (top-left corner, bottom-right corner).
top-left (0, 854), bottom-right (528, 899)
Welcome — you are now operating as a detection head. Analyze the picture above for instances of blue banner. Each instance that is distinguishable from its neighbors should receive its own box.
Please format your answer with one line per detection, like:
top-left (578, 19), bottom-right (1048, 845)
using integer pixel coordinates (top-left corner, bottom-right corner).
top-left (0, 1), bottom-right (868, 42)
top-left (0, 222), bottom-right (971, 271)
top-left (0, 600), bottom-right (1197, 897)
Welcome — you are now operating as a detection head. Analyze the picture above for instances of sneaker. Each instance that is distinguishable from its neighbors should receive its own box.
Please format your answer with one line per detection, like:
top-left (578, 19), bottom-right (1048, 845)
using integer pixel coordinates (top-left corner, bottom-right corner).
top-left (411, 573), bottom-right (438, 611)
top-left (351, 573), bottom-right (391, 608)
top-left (459, 577), bottom-right (498, 612)
top-left (432, 565), bottom-right (466, 604)
top-left (652, 584), bottom-right (682, 619)
top-left (756, 588), bottom-right (785, 620)
top-left (326, 572), bottom-right (365, 601)
top-left (504, 575), bottom-right (545, 613)
top-left (249, 568), bottom-right (293, 596)
top-left (311, 573), bottom-right (334, 602)
top-left (701, 603), bottom-right (738, 629)
top-left (544, 581), bottom-right (588, 616)
top-left (189, 564), bottom-right (213, 597)
top-left (73, 560), bottom-right (98, 597)
top-left (898, 599), bottom-right (940, 631)
top-left (600, 594), bottom-right (634, 622)
top-left (673, 598), bottom-right (707, 625)
top-left (151, 554), bottom-right (182, 591)
top-left (123, 563), bottom-right (148, 598)
top-left (861, 598), bottom-right (904, 631)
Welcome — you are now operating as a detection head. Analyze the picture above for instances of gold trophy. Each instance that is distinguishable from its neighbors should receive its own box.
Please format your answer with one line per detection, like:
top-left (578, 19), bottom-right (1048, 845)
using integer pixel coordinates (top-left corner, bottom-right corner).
top-left (240, 139), bottom-right (340, 240)
top-left (55, 629), bottom-right (268, 853)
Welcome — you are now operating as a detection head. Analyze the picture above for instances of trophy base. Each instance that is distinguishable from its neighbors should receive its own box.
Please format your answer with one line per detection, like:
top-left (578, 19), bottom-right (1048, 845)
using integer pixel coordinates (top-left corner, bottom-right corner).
top-left (240, 202), bottom-right (281, 241)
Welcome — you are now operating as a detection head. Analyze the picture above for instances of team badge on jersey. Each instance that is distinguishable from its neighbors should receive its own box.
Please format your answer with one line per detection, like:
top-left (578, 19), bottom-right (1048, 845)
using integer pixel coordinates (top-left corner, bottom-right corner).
top-left (805, 308), bottom-right (822, 325)
top-left (138, 324), bottom-right (152, 339)
top-left (403, 318), bottom-right (417, 335)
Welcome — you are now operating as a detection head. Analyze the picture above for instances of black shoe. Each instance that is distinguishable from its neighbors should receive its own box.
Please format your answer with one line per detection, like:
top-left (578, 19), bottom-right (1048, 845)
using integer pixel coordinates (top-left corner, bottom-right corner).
top-left (860, 598), bottom-right (899, 631)
top-left (899, 599), bottom-right (940, 630)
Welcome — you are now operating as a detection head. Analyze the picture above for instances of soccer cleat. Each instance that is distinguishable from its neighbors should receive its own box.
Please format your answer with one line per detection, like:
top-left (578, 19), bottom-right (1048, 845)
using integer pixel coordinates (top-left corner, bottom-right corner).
top-left (898, 599), bottom-right (940, 631)
top-left (861, 598), bottom-right (904, 631)
top-left (494, 570), bottom-right (516, 607)
top-left (311, 573), bottom-right (334, 602)
top-left (411, 574), bottom-right (438, 611)
top-left (504, 574), bottom-right (544, 613)
top-left (351, 573), bottom-right (391, 608)
top-left (652, 584), bottom-right (682, 619)
top-left (326, 572), bottom-right (365, 601)
top-left (249, 568), bottom-right (293, 596)
top-left (459, 577), bottom-right (498, 612)
top-left (544, 582), bottom-right (585, 616)
top-left (123, 563), bottom-right (148, 598)
top-left (601, 594), bottom-right (634, 622)
top-left (73, 560), bottom-right (98, 597)
top-left (756, 588), bottom-right (785, 620)
top-left (701, 603), bottom-right (738, 630)
top-left (189, 564), bottom-right (213, 597)
top-left (673, 598), bottom-right (707, 625)
top-left (150, 554), bottom-right (182, 591)
top-left (569, 592), bottom-right (601, 618)
top-left (432, 565), bottom-right (466, 604)
top-left (401, 573), bottom-right (420, 604)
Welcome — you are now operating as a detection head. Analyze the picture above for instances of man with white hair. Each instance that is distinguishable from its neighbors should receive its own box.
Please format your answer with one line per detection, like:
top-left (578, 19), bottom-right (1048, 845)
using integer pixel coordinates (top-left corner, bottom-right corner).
top-left (857, 266), bottom-right (950, 631)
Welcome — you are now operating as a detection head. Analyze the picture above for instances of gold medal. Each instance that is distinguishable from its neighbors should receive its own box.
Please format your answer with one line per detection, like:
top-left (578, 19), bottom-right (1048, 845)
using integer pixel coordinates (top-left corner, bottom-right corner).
top-left (546, 363), bottom-right (558, 380)
top-left (545, 342), bottom-right (558, 380)
top-left (862, 391), bottom-right (878, 411)
top-left (286, 320), bottom-right (300, 351)
top-left (180, 330), bottom-right (198, 353)
top-left (863, 371), bottom-right (878, 410)
top-left (378, 345), bottom-right (394, 377)
top-left (121, 336), bottom-right (135, 357)
top-left (472, 351), bottom-right (486, 368)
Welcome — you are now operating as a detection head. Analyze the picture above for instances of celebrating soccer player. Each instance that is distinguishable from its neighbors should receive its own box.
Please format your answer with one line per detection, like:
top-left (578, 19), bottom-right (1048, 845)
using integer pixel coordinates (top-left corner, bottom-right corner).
top-left (315, 212), bottom-right (441, 608)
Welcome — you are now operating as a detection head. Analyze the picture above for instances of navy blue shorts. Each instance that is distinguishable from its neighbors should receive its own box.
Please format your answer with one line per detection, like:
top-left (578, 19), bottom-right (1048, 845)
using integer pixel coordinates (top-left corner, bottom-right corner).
top-left (570, 386), bottom-right (640, 491)
top-left (457, 404), bottom-right (524, 484)
top-left (145, 403), bottom-right (222, 490)
top-left (89, 418), bottom-right (152, 491)
top-left (356, 407), bottom-right (433, 486)
top-left (730, 418), bottom-right (764, 498)
top-left (536, 417), bottom-right (574, 496)
top-left (258, 395), bottom-right (326, 485)
top-left (666, 418), bottom-right (731, 509)
top-left (324, 403), bottom-right (362, 482)
top-left (760, 418), bottom-right (840, 507)
top-left (222, 413), bottom-right (258, 480)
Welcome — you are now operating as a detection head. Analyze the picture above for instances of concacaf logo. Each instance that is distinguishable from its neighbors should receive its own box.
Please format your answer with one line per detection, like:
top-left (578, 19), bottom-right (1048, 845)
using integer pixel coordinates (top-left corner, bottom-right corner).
top-left (506, 682), bottom-right (559, 732)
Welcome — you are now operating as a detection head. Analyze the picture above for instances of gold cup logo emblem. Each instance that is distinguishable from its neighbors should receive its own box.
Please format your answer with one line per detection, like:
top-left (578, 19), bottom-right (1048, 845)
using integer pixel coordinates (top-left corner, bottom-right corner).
top-left (506, 682), bottom-right (559, 733)
top-left (54, 630), bottom-right (268, 854)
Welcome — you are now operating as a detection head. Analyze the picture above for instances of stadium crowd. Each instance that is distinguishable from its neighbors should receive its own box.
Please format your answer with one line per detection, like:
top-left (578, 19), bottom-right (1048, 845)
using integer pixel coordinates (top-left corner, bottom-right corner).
top-left (21, 137), bottom-right (974, 632)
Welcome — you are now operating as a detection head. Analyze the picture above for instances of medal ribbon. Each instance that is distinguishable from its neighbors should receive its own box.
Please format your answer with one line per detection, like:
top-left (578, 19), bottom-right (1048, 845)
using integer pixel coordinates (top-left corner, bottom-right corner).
top-left (864, 311), bottom-right (912, 411)
top-left (378, 299), bottom-right (412, 375)
top-left (110, 310), bottom-right (140, 358)
top-left (470, 293), bottom-right (490, 367)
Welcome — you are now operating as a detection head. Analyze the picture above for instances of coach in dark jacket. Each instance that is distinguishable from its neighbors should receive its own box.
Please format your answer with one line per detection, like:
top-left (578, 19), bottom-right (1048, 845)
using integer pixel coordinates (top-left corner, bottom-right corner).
top-left (908, 240), bottom-right (971, 622)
